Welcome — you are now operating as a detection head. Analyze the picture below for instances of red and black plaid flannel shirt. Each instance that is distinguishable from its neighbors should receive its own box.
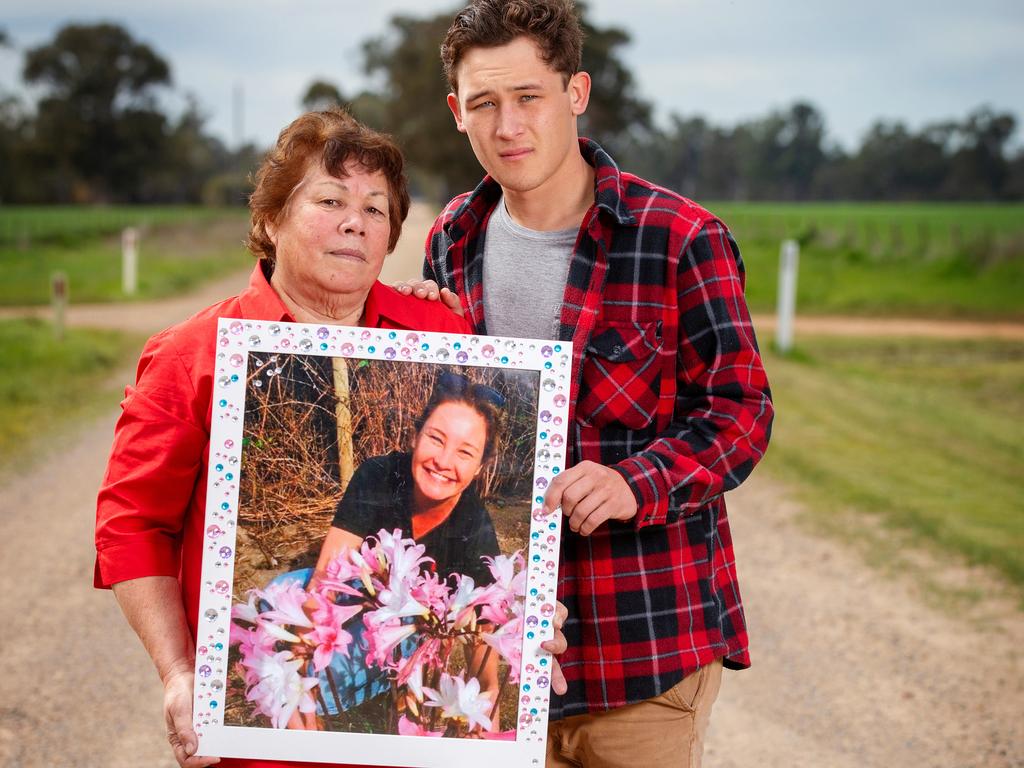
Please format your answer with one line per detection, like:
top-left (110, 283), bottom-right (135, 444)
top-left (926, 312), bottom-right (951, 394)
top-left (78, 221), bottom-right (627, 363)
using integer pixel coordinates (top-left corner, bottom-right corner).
top-left (424, 139), bottom-right (773, 720)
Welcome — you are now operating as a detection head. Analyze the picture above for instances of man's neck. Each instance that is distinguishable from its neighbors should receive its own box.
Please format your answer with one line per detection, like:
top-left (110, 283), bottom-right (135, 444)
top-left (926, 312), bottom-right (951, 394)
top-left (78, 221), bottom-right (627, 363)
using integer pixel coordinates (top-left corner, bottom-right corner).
top-left (502, 149), bottom-right (596, 232)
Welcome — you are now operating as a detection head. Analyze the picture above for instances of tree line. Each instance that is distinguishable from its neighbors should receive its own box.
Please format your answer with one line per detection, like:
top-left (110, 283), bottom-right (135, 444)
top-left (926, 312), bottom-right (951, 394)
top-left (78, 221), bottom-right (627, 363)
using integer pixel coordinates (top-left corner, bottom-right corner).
top-left (1, 12), bottom-right (1021, 205)
top-left (0, 23), bottom-right (261, 204)
top-left (623, 103), bottom-right (1024, 202)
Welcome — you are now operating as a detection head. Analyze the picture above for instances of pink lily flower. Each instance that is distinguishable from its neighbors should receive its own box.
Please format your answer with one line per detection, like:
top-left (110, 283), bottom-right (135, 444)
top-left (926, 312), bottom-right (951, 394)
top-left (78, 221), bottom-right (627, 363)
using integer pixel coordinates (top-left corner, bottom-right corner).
top-left (445, 574), bottom-right (488, 630)
top-left (386, 534), bottom-right (431, 589)
top-left (476, 552), bottom-right (527, 627)
top-left (316, 549), bottom-right (365, 598)
top-left (256, 581), bottom-right (314, 629)
top-left (305, 597), bottom-right (362, 672)
top-left (475, 584), bottom-right (512, 627)
top-left (245, 650), bottom-right (318, 728)
top-left (410, 571), bottom-right (450, 615)
top-left (481, 615), bottom-right (524, 683)
top-left (372, 578), bottom-right (429, 626)
top-left (235, 624), bottom-right (280, 687)
top-left (363, 617), bottom-right (417, 669)
top-left (397, 715), bottom-right (444, 737)
top-left (307, 591), bottom-right (362, 628)
top-left (483, 551), bottom-right (527, 593)
top-left (307, 622), bottom-right (354, 673)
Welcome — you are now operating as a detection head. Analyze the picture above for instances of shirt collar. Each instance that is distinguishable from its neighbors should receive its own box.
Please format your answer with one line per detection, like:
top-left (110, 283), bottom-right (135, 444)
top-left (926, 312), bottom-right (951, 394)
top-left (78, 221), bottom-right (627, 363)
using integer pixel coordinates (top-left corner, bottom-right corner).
top-left (444, 137), bottom-right (637, 244)
top-left (360, 280), bottom-right (385, 328)
top-left (237, 260), bottom-right (294, 322)
top-left (584, 138), bottom-right (637, 227)
top-left (361, 280), bottom-right (421, 330)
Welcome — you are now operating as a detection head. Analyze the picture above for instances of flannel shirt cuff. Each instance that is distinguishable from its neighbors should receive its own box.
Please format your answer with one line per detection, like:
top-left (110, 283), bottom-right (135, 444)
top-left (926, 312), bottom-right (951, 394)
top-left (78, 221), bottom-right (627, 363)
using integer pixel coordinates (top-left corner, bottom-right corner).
top-left (612, 456), bottom-right (670, 528)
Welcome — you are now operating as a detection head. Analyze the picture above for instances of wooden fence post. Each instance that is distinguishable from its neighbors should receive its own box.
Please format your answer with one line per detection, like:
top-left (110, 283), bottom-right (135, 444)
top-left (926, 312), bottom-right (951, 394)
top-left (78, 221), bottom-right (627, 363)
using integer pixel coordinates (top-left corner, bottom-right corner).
top-left (51, 271), bottom-right (68, 341)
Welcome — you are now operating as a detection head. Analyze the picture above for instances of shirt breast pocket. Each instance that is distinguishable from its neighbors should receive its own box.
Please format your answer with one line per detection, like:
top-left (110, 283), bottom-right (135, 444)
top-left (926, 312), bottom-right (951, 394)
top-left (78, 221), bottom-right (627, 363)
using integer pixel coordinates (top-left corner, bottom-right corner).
top-left (577, 321), bottom-right (663, 430)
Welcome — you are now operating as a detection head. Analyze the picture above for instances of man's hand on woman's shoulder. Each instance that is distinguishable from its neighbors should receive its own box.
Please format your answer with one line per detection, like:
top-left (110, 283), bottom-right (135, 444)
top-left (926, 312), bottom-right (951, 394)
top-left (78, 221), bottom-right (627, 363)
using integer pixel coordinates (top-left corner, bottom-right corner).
top-left (393, 279), bottom-right (464, 317)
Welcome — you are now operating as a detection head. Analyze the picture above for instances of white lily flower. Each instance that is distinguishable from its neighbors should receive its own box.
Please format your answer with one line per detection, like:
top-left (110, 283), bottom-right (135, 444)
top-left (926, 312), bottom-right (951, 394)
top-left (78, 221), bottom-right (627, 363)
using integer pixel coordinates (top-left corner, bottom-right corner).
top-left (423, 672), bottom-right (493, 732)
top-left (258, 619), bottom-right (302, 644)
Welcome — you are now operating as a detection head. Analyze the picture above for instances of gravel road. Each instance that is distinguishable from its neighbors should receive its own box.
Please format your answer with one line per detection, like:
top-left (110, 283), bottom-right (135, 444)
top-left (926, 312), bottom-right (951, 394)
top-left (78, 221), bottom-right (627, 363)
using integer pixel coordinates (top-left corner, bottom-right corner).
top-left (1, 203), bottom-right (1020, 767)
top-left (2, 428), bottom-right (1020, 767)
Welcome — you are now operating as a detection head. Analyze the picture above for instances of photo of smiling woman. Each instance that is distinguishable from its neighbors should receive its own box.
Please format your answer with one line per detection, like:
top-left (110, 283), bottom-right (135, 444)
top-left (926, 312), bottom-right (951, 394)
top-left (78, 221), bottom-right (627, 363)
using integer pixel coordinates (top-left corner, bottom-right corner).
top-left (315, 372), bottom-right (505, 591)
top-left (275, 372), bottom-right (508, 731)
top-left (226, 355), bottom-right (539, 738)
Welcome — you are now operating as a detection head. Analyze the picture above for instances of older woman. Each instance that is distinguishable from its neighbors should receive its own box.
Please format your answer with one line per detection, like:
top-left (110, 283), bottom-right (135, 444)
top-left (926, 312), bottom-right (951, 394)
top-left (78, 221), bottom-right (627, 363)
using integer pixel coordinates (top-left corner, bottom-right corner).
top-left (94, 109), bottom-right (468, 768)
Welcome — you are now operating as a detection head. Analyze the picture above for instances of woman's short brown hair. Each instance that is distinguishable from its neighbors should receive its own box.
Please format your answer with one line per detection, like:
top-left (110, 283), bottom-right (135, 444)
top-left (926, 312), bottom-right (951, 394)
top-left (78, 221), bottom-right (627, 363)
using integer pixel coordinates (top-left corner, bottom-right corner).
top-left (441, 0), bottom-right (584, 93)
top-left (247, 108), bottom-right (411, 263)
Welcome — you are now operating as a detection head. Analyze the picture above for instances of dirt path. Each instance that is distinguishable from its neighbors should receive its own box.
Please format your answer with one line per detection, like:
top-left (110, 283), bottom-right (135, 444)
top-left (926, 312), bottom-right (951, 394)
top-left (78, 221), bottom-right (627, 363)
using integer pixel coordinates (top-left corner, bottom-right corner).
top-left (2, 428), bottom-right (1020, 767)
top-left (750, 314), bottom-right (1024, 341)
top-left (704, 482), bottom-right (1023, 767)
top-left (1, 204), bottom-right (1021, 766)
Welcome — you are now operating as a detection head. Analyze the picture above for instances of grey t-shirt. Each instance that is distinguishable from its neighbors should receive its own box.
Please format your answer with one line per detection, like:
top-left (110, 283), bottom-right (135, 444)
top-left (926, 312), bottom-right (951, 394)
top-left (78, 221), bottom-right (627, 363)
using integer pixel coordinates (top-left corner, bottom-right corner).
top-left (482, 197), bottom-right (576, 340)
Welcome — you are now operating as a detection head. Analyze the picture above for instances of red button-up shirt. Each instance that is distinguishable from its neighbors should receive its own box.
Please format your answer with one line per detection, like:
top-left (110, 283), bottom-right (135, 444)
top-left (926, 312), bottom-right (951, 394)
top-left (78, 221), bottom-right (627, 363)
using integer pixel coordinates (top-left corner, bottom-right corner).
top-left (425, 139), bottom-right (774, 720)
top-left (95, 262), bottom-right (470, 768)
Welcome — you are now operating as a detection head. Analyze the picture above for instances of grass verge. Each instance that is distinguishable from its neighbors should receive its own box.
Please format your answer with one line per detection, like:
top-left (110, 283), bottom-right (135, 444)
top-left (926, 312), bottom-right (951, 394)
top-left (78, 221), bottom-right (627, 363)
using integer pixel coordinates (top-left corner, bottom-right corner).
top-left (0, 213), bottom-right (252, 306)
top-left (738, 236), bottom-right (1024, 319)
top-left (697, 202), bottom-right (1024, 319)
top-left (760, 335), bottom-right (1024, 589)
top-left (0, 318), bottom-right (144, 468)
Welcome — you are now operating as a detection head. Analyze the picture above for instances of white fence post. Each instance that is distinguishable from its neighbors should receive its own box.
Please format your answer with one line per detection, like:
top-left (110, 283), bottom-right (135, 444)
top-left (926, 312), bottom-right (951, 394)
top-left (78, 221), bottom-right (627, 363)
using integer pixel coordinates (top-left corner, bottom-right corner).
top-left (776, 239), bottom-right (799, 353)
top-left (122, 227), bottom-right (138, 295)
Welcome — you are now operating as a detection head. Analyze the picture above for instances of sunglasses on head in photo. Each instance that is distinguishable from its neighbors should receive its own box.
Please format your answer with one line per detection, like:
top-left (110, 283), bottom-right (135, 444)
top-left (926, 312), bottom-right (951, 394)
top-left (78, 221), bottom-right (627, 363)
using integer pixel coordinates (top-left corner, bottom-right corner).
top-left (437, 371), bottom-right (507, 408)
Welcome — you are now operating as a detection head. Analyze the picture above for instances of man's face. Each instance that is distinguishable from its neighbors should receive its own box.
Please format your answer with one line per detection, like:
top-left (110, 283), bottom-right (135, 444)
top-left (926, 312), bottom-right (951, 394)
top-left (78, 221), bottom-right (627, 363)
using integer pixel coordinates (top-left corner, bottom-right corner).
top-left (447, 36), bottom-right (590, 196)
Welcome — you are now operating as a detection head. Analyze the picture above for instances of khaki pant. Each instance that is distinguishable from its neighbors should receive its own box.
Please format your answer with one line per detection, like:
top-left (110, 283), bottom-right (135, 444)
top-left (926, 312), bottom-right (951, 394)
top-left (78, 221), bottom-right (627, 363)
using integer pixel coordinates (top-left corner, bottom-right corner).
top-left (545, 660), bottom-right (723, 768)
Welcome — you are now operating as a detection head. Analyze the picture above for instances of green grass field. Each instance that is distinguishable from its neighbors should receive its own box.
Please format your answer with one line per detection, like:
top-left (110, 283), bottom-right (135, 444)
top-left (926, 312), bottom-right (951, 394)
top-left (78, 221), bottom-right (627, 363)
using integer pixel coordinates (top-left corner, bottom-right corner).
top-left (0, 208), bottom-right (252, 305)
top-left (0, 318), bottom-right (144, 468)
top-left (708, 202), bottom-right (1024, 319)
top-left (760, 335), bottom-right (1024, 589)
top-left (0, 205), bottom-right (245, 248)
top-left (2, 202), bottom-right (1021, 316)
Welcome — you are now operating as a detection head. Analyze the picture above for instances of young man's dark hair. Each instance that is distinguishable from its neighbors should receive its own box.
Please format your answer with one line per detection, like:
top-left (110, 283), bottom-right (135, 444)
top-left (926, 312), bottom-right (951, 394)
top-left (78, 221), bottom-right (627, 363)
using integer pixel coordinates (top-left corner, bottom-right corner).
top-left (441, 0), bottom-right (584, 91)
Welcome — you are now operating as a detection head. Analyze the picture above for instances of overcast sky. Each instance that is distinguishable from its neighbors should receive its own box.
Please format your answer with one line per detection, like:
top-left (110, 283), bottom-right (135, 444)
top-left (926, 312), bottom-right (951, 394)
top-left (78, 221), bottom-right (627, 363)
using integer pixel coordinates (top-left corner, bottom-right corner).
top-left (1, 0), bottom-right (1021, 152)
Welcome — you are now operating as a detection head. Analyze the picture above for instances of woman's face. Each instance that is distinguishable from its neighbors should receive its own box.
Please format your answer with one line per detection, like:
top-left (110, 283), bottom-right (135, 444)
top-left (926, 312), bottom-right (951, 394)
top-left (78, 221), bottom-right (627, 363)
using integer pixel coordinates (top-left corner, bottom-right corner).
top-left (267, 160), bottom-right (391, 316)
top-left (411, 401), bottom-right (489, 506)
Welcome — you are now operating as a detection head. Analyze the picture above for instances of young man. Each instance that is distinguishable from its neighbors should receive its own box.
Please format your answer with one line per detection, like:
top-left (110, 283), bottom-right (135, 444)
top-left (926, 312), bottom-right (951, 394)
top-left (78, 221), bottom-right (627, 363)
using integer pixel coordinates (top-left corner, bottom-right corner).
top-left (409, 1), bottom-right (773, 765)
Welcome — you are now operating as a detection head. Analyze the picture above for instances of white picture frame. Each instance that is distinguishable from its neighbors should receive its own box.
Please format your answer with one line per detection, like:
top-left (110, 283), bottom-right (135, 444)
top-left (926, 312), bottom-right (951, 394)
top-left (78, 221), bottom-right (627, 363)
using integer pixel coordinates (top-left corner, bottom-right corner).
top-left (194, 318), bottom-right (571, 767)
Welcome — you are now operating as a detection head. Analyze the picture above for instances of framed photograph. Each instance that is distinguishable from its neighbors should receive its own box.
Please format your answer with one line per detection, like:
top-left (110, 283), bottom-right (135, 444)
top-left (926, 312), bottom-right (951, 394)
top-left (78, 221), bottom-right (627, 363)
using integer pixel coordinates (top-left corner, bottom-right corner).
top-left (194, 319), bottom-right (571, 767)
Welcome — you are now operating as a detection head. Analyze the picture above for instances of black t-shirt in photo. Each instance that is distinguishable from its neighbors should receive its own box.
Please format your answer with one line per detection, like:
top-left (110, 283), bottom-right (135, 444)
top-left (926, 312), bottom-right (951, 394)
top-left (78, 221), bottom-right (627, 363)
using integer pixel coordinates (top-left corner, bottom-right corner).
top-left (331, 451), bottom-right (500, 586)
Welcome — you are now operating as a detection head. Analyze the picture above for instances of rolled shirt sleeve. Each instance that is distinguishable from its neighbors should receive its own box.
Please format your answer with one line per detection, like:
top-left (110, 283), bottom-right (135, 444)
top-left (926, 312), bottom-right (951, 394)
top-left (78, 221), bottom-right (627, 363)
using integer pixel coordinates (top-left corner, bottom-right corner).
top-left (94, 331), bottom-right (209, 587)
